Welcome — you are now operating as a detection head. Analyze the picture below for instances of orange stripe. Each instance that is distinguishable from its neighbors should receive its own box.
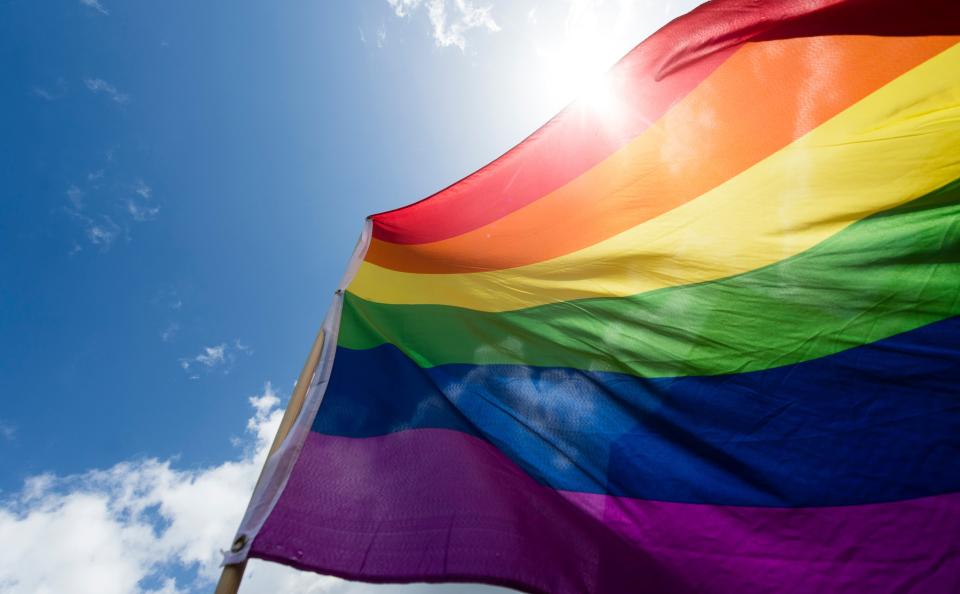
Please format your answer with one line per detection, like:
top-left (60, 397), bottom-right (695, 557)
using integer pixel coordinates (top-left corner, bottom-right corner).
top-left (366, 34), bottom-right (957, 274)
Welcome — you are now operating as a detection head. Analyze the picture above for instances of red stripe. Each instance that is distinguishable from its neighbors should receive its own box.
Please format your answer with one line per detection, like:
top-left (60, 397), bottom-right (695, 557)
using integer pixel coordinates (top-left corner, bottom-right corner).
top-left (370, 0), bottom-right (850, 244)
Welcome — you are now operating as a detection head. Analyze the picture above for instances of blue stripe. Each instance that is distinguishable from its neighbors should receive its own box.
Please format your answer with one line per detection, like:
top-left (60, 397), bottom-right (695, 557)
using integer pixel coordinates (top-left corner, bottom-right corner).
top-left (313, 317), bottom-right (960, 507)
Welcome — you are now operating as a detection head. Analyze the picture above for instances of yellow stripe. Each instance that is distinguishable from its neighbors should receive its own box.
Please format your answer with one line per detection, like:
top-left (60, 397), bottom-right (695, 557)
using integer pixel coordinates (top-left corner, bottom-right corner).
top-left (350, 43), bottom-right (960, 312)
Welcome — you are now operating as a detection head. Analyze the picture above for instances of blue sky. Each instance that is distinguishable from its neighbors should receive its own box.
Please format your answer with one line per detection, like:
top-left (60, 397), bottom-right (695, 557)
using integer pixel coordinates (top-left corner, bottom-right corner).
top-left (0, 1), bottom-right (698, 592)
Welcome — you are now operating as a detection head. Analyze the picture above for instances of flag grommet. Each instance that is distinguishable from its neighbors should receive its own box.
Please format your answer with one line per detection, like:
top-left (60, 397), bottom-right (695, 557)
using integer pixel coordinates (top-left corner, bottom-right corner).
top-left (230, 534), bottom-right (247, 553)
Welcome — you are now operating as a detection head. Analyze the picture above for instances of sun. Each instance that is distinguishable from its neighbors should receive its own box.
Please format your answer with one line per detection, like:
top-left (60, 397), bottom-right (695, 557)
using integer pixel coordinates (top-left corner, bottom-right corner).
top-left (534, 22), bottom-right (627, 121)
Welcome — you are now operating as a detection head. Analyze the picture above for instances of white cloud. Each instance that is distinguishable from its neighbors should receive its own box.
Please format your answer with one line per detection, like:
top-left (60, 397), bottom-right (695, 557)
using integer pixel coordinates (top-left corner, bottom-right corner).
top-left (64, 204), bottom-right (124, 252)
top-left (31, 77), bottom-right (67, 101)
top-left (153, 288), bottom-right (183, 312)
top-left (387, 0), bottom-right (500, 50)
top-left (134, 180), bottom-right (153, 200)
top-left (84, 78), bottom-right (129, 104)
top-left (86, 225), bottom-right (116, 246)
top-left (64, 174), bottom-right (159, 254)
top-left (377, 23), bottom-right (388, 48)
top-left (126, 180), bottom-right (159, 221)
top-left (387, 0), bottom-right (420, 17)
top-left (161, 322), bottom-right (180, 343)
top-left (197, 345), bottom-right (226, 367)
top-left (32, 87), bottom-right (58, 101)
top-left (127, 200), bottom-right (160, 222)
top-left (0, 421), bottom-right (15, 442)
top-left (0, 384), bottom-right (334, 594)
top-left (80, 0), bottom-right (109, 15)
top-left (181, 341), bottom-right (253, 376)
top-left (85, 216), bottom-right (121, 251)
top-left (66, 185), bottom-right (84, 211)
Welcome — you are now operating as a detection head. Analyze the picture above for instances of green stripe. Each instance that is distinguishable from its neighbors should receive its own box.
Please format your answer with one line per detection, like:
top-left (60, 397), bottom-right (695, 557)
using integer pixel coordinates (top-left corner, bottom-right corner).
top-left (341, 178), bottom-right (960, 378)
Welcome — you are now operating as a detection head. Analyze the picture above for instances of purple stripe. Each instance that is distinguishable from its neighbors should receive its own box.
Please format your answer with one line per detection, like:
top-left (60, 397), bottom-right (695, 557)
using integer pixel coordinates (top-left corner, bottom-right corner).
top-left (561, 492), bottom-right (960, 593)
top-left (251, 429), bottom-right (960, 594)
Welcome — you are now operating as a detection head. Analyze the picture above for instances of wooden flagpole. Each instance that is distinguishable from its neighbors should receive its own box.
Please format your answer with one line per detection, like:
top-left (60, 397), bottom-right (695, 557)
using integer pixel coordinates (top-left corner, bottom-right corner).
top-left (213, 327), bottom-right (327, 594)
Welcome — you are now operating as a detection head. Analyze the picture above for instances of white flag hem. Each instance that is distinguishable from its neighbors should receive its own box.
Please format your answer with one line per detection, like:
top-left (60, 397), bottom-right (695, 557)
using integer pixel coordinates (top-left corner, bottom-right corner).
top-left (222, 218), bottom-right (374, 566)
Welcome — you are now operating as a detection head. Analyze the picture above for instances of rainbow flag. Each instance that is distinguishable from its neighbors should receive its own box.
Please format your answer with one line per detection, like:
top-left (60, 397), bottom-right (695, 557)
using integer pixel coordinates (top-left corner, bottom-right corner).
top-left (226, 1), bottom-right (960, 592)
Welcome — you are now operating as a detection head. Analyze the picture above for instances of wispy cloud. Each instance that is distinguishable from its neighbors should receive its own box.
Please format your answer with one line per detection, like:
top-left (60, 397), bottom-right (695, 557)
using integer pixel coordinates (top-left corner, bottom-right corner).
top-left (160, 322), bottom-right (180, 343)
top-left (180, 340), bottom-right (252, 378)
top-left (387, 0), bottom-right (500, 50)
top-left (84, 78), bottom-right (129, 104)
top-left (63, 172), bottom-right (159, 253)
top-left (31, 80), bottom-right (67, 101)
top-left (155, 291), bottom-right (183, 344)
top-left (66, 185), bottom-right (84, 211)
top-left (387, 0), bottom-right (419, 17)
top-left (32, 88), bottom-right (57, 101)
top-left (196, 344), bottom-right (226, 368)
top-left (126, 200), bottom-right (159, 222)
top-left (85, 217), bottom-right (121, 250)
top-left (64, 185), bottom-right (122, 252)
top-left (0, 421), bottom-right (15, 442)
top-left (70, 210), bottom-right (119, 252)
top-left (154, 288), bottom-right (183, 311)
top-left (79, 0), bottom-right (109, 15)
top-left (125, 180), bottom-right (159, 221)
top-left (134, 179), bottom-right (152, 200)
top-left (359, 23), bottom-right (388, 48)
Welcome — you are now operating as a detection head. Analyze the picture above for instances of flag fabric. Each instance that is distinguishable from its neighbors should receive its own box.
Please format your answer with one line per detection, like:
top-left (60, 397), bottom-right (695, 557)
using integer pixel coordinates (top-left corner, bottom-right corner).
top-left (225, 1), bottom-right (960, 592)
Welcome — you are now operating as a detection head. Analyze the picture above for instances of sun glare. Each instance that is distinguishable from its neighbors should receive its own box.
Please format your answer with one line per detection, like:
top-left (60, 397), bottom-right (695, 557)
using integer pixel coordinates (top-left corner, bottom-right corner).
top-left (535, 21), bottom-right (627, 121)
